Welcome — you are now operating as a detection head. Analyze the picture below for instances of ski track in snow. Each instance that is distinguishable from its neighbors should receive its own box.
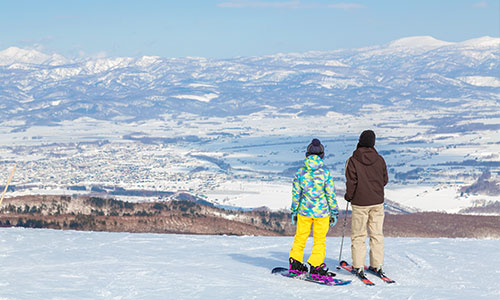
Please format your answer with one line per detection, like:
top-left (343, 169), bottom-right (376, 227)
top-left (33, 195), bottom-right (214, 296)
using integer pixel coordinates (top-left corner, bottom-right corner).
top-left (0, 228), bottom-right (499, 300)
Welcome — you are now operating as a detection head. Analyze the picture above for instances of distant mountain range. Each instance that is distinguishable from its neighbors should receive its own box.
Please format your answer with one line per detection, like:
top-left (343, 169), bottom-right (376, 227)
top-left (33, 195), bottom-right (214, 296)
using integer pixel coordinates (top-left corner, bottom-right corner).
top-left (1, 36), bottom-right (498, 128)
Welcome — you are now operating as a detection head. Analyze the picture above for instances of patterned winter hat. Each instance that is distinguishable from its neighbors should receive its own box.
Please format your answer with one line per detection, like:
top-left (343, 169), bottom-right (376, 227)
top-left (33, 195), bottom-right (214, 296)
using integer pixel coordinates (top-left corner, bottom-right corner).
top-left (306, 138), bottom-right (324, 159)
top-left (358, 130), bottom-right (376, 148)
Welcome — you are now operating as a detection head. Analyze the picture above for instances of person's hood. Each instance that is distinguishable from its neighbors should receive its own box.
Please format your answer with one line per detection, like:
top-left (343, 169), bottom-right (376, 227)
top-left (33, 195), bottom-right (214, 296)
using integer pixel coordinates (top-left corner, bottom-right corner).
top-left (304, 154), bottom-right (324, 171)
top-left (353, 147), bottom-right (380, 166)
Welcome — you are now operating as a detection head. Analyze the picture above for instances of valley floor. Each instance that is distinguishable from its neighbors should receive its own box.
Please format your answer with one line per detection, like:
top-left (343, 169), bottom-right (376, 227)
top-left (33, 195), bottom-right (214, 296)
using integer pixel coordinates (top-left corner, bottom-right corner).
top-left (0, 228), bottom-right (498, 299)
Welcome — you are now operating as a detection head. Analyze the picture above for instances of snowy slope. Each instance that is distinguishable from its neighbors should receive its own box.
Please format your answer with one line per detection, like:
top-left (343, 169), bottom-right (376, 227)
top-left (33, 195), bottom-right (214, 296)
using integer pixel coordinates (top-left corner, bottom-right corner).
top-left (0, 228), bottom-right (498, 300)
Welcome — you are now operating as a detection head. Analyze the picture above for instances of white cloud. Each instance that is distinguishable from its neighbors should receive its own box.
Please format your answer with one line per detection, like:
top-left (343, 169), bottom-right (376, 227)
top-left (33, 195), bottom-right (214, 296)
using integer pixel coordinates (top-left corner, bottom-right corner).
top-left (473, 1), bottom-right (488, 8)
top-left (218, 1), bottom-right (367, 10)
top-left (217, 0), bottom-right (300, 9)
top-left (19, 36), bottom-right (56, 49)
top-left (76, 49), bottom-right (108, 59)
top-left (92, 51), bottom-right (108, 59)
top-left (328, 2), bottom-right (367, 10)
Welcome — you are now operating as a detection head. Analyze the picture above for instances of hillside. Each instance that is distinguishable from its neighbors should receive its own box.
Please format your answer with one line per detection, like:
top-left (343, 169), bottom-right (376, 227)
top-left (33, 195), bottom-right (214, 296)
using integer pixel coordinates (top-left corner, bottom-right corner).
top-left (2, 195), bottom-right (499, 239)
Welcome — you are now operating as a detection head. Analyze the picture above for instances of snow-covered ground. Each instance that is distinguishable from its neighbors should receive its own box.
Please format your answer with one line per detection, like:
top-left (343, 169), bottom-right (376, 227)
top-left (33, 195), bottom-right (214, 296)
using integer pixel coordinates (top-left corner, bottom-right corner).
top-left (0, 228), bottom-right (498, 299)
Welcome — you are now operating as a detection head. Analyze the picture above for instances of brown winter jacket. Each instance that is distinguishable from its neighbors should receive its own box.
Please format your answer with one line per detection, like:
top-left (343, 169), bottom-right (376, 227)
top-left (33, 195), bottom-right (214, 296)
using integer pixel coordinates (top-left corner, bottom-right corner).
top-left (344, 147), bottom-right (388, 206)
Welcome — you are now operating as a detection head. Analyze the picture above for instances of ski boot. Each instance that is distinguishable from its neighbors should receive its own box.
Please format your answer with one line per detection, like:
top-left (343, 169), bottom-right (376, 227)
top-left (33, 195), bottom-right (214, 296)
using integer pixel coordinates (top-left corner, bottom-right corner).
top-left (288, 257), bottom-right (308, 276)
top-left (367, 266), bottom-right (395, 283)
top-left (368, 266), bottom-right (385, 277)
top-left (353, 267), bottom-right (366, 277)
top-left (353, 267), bottom-right (375, 285)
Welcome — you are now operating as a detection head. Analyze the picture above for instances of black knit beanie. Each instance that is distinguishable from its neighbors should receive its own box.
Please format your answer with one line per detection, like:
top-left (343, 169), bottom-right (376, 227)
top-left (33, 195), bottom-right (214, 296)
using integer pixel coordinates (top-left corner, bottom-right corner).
top-left (306, 138), bottom-right (324, 159)
top-left (358, 130), bottom-right (376, 148)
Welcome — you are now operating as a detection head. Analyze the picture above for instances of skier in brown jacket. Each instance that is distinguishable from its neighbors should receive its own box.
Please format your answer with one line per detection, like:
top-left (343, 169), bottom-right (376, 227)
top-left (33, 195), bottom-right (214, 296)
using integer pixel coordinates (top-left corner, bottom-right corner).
top-left (344, 130), bottom-right (388, 278)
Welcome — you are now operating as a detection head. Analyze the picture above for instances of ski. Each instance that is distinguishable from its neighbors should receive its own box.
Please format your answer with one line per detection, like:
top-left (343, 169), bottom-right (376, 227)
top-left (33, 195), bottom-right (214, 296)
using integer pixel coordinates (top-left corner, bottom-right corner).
top-left (271, 267), bottom-right (351, 286)
top-left (365, 266), bottom-right (395, 284)
top-left (339, 261), bottom-right (375, 286)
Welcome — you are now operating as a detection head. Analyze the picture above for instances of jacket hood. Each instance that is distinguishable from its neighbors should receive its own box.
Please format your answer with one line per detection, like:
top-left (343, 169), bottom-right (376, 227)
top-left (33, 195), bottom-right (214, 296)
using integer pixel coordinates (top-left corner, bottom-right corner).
top-left (304, 155), bottom-right (324, 171)
top-left (353, 147), bottom-right (380, 166)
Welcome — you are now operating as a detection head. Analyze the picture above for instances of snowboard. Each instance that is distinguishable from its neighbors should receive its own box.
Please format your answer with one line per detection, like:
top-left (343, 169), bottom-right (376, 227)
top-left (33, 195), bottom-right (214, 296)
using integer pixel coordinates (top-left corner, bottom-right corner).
top-left (272, 267), bottom-right (352, 286)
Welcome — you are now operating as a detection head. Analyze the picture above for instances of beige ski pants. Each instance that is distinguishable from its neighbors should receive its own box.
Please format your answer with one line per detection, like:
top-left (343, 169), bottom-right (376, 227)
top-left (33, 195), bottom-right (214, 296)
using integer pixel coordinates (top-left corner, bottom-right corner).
top-left (351, 203), bottom-right (385, 269)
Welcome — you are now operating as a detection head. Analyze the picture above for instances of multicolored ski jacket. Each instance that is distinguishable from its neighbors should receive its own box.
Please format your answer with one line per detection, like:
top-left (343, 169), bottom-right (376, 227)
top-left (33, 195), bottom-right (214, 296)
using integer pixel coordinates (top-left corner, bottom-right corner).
top-left (291, 155), bottom-right (337, 218)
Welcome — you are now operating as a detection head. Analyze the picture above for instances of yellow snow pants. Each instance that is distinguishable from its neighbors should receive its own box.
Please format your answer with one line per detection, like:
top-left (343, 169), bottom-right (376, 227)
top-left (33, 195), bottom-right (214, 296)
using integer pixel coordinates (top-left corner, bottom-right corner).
top-left (289, 214), bottom-right (330, 267)
top-left (351, 203), bottom-right (385, 269)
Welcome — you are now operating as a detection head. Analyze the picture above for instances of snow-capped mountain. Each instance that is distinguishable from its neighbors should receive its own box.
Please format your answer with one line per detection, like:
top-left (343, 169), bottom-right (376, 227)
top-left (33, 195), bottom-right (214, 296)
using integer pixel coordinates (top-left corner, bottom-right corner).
top-left (0, 46), bottom-right (70, 67)
top-left (0, 36), bottom-right (498, 126)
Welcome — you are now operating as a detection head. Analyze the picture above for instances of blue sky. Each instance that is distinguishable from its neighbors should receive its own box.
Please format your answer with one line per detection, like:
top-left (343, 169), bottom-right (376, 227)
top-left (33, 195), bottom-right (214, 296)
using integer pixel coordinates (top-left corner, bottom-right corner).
top-left (0, 0), bottom-right (498, 58)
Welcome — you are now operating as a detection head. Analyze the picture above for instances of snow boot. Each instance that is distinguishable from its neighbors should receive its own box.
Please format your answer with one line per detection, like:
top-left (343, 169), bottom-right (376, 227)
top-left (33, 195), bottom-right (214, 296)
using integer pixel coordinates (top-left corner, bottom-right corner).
top-left (308, 263), bottom-right (336, 282)
top-left (288, 257), bottom-right (308, 276)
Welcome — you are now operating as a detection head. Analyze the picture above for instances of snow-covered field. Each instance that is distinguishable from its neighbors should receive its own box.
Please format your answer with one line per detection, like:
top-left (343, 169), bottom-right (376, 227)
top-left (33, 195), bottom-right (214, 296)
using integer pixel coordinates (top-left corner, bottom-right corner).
top-left (0, 228), bottom-right (498, 299)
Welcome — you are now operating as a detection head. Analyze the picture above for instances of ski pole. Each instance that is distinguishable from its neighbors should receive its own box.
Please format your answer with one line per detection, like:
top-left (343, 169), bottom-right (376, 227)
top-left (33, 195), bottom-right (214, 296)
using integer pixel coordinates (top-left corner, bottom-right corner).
top-left (0, 164), bottom-right (17, 207)
top-left (337, 201), bottom-right (349, 269)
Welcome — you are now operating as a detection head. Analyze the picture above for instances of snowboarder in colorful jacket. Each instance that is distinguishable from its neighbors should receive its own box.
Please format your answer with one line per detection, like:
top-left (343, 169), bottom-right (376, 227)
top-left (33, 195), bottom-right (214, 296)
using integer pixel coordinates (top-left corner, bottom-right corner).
top-left (289, 138), bottom-right (338, 281)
